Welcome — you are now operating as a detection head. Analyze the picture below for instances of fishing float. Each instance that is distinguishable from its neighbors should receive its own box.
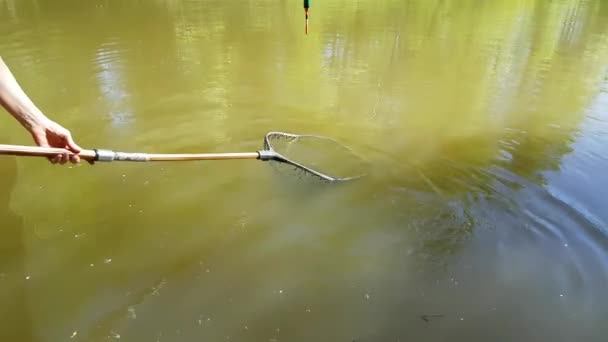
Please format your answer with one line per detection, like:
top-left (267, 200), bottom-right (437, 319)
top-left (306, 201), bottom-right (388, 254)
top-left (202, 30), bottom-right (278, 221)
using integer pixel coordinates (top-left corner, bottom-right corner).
top-left (304, 0), bottom-right (310, 34)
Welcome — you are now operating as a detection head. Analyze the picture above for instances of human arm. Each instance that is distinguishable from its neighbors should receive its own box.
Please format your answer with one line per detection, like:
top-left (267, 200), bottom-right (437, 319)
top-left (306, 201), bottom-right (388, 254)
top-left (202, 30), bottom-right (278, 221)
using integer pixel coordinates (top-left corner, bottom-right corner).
top-left (0, 56), bottom-right (80, 164)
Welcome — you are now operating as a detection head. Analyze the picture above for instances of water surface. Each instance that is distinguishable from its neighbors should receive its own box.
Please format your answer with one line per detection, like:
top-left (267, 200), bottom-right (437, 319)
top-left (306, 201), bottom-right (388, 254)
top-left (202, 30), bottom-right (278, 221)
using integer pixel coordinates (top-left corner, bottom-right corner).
top-left (1, 0), bottom-right (608, 341)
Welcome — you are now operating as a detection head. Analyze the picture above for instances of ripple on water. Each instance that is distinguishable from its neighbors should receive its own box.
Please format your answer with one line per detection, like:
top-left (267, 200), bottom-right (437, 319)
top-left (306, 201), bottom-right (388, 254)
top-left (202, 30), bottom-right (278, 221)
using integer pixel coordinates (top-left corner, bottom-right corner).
top-left (488, 177), bottom-right (608, 310)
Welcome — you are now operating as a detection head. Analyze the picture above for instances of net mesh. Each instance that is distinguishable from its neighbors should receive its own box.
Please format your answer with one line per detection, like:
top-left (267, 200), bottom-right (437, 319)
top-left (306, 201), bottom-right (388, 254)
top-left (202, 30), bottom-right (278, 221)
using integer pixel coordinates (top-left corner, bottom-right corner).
top-left (263, 132), bottom-right (367, 182)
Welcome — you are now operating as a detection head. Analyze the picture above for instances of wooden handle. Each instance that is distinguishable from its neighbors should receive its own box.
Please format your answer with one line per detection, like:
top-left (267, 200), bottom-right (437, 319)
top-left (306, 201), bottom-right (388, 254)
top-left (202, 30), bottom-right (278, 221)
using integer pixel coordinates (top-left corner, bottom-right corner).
top-left (145, 152), bottom-right (260, 161)
top-left (0, 144), bottom-right (97, 161)
top-left (0, 144), bottom-right (261, 162)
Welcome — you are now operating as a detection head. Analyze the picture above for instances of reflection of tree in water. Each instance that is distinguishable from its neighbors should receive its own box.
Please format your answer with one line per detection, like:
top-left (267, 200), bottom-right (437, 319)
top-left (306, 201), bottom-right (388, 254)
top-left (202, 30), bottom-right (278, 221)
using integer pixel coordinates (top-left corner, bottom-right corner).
top-left (325, 0), bottom-right (608, 268)
top-left (382, 0), bottom-right (607, 194)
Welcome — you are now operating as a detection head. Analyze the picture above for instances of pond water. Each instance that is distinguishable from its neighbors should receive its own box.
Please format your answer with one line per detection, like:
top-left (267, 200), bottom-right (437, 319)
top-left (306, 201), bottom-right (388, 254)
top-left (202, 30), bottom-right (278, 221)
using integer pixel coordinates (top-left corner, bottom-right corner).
top-left (1, 0), bottom-right (608, 341)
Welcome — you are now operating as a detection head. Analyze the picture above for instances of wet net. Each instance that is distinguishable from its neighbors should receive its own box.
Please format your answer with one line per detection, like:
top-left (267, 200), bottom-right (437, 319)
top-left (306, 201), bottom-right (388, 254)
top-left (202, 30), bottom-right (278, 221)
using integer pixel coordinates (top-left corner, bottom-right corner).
top-left (262, 132), bottom-right (367, 182)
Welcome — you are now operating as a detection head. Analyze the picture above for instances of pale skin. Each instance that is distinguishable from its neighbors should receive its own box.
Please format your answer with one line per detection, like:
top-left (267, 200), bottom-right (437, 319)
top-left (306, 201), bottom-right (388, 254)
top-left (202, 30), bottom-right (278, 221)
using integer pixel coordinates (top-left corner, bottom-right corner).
top-left (0, 56), bottom-right (81, 164)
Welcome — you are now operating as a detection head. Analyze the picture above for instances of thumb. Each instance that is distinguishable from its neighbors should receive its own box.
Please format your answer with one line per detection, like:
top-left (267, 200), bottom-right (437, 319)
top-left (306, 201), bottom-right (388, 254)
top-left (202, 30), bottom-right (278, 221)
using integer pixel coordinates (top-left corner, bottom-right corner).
top-left (31, 132), bottom-right (57, 163)
top-left (32, 132), bottom-right (49, 148)
top-left (65, 134), bottom-right (82, 153)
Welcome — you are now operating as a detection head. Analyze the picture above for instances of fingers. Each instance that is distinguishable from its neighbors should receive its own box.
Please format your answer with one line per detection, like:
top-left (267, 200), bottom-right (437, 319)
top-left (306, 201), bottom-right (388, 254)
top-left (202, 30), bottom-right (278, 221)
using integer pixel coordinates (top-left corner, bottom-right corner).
top-left (47, 145), bottom-right (79, 165)
top-left (65, 134), bottom-right (82, 153)
top-left (70, 153), bottom-right (81, 164)
top-left (34, 135), bottom-right (58, 164)
top-left (60, 129), bottom-right (85, 165)
top-left (63, 134), bottom-right (81, 164)
top-left (52, 152), bottom-right (70, 165)
top-left (51, 128), bottom-right (82, 165)
top-left (61, 152), bottom-right (70, 165)
top-left (30, 119), bottom-right (85, 165)
top-left (65, 134), bottom-right (83, 164)
top-left (49, 153), bottom-right (78, 165)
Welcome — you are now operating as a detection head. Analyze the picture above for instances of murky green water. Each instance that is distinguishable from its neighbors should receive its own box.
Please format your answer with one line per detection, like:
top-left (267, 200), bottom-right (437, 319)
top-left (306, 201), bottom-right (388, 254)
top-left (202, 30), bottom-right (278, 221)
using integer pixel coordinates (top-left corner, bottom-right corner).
top-left (1, 0), bottom-right (608, 341)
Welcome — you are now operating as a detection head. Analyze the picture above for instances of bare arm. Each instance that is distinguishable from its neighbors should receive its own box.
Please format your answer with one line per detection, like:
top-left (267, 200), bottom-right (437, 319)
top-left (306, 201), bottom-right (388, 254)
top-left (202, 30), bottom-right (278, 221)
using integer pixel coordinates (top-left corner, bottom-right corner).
top-left (0, 56), bottom-right (80, 164)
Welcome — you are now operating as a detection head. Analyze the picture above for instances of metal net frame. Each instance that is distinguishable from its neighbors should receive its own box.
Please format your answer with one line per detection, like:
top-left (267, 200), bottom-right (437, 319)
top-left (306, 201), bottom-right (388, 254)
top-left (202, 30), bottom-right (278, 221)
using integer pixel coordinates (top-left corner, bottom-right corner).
top-left (261, 131), bottom-right (366, 183)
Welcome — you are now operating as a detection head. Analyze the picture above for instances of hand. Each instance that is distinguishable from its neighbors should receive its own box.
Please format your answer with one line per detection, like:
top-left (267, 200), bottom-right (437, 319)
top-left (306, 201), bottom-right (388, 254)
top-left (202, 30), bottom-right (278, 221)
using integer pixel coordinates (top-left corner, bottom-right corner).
top-left (0, 57), bottom-right (83, 164)
top-left (29, 119), bottom-right (82, 164)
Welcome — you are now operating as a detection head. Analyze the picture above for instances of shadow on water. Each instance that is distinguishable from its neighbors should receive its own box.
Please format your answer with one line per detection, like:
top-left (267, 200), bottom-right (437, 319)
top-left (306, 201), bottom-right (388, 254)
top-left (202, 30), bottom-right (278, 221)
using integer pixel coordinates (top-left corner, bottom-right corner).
top-left (0, 157), bottom-right (34, 342)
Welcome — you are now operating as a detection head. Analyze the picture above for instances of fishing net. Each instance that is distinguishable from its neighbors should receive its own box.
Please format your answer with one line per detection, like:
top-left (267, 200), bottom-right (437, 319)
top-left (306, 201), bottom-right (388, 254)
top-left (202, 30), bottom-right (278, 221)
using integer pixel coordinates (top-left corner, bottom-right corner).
top-left (261, 132), bottom-right (367, 182)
